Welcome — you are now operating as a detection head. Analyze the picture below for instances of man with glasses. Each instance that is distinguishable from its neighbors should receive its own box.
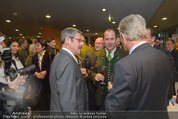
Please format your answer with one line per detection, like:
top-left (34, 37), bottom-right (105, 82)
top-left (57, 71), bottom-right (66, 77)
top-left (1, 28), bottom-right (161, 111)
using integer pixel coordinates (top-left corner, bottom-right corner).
top-left (83, 37), bottom-right (104, 110)
top-left (90, 29), bottom-right (128, 110)
top-left (50, 27), bottom-right (88, 113)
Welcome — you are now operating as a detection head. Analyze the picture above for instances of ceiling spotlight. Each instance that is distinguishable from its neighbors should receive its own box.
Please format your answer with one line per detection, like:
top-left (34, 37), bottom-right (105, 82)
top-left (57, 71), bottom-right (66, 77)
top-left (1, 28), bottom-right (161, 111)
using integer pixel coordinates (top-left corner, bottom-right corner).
top-left (15, 29), bottom-right (19, 32)
top-left (95, 33), bottom-right (98, 35)
top-left (9, 37), bottom-right (11, 39)
top-left (37, 36), bottom-right (40, 38)
top-left (5, 20), bottom-right (11, 23)
top-left (20, 34), bottom-right (23, 36)
top-left (22, 36), bottom-right (25, 38)
top-left (154, 25), bottom-right (157, 28)
top-left (117, 28), bottom-right (120, 30)
top-left (162, 17), bottom-right (167, 20)
top-left (86, 30), bottom-right (89, 32)
top-left (112, 21), bottom-right (116, 24)
top-left (72, 24), bottom-right (76, 27)
top-left (45, 15), bottom-right (51, 18)
top-left (102, 8), bottom-right (106, 12)
top-left (39, 32), bottom-right (41, 34)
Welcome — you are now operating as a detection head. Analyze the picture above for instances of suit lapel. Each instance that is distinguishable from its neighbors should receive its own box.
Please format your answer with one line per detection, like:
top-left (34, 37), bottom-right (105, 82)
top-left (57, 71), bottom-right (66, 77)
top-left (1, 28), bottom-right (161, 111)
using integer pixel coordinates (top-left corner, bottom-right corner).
top-left (100, 49), bottom-right (106, 66)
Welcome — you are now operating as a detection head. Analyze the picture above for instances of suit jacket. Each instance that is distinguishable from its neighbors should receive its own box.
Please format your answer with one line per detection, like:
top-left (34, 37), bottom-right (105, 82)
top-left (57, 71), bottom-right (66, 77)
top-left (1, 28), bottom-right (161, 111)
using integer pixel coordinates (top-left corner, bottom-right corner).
top-left (50, 49), bottom-right (88, 112)
top-left (80, 44), bottom-right (93, 58)
top-left (105, 43), bottom-right (172, 111)
top-left (90, 47), bottom-right (128, 107)
top-left (84, 51), bottom-right (94, 70)
top-left (18, 46), bottom-right (29, 66)
top-left (171, 48), bottom-right (178, 72)
top-left (154, 45), bottom-right (177, 96)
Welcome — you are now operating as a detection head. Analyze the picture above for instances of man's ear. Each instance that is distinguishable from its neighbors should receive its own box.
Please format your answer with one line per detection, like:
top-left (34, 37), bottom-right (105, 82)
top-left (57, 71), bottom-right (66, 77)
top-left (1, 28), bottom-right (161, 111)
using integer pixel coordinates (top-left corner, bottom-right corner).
top-left (152, 36), bottom-right (156, 42)
top-left (65, 36), bottom-right (71, 45)
top-left (121, 33), bottom-right (126, 42)
top-left (47, 42), bottom-right (50, 45)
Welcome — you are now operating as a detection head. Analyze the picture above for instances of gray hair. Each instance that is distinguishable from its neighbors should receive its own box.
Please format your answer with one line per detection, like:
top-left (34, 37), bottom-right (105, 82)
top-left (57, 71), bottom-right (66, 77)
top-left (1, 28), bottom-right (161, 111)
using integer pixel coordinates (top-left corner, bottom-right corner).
top-left (119, 14), bottom-right (147, 41)
top-left (61, 27), bottom-right (82, 44)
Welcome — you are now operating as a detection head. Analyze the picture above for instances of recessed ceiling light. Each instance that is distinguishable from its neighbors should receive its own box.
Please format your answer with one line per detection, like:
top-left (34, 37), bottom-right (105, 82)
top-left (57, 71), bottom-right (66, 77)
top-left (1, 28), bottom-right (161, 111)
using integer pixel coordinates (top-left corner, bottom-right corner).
top-left (37, 36), bottom-right (40, 38)
top-left (112, 21), bottom-right (116, 24)
top-left (20, 34), bottom-right (22, 36)
top-left (9, 37), bottom-right (11, 39)
top-left (102, 8), bottom-right (106, 12)
top-left (72, 24), bottom-right (76, 27)
top-left (5, 20), bottom-right (11, 23)
top-left (12, 12), bottom-right (18, 16)
top-left (15, 29), bottom-right (19, 31)
top-left (45, 15), bottom-right (51, 18)
top-left (162, 17), bottom-right (167, 20)
top-left (154, 25), bottom-right (157, 28)
top-left (86, 30), bottom-right (89, 32)
top-left (39, 33), bottom-right (41, 34)
top-left (22, 36), bottom-right (25, 38)
top-left (95, 33), bottom-right (97, 35)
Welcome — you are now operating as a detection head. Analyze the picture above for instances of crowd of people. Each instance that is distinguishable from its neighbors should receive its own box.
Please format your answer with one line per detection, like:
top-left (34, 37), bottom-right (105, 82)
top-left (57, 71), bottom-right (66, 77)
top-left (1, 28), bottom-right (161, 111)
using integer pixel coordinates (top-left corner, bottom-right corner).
top-left (0, 14), bottom-right (178, 118)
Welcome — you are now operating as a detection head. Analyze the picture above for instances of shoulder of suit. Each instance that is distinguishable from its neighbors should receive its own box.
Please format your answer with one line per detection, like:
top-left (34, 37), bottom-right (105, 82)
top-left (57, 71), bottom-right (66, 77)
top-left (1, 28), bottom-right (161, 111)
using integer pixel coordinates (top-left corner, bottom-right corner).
top-left (93, 49), bottom-right (105, 56)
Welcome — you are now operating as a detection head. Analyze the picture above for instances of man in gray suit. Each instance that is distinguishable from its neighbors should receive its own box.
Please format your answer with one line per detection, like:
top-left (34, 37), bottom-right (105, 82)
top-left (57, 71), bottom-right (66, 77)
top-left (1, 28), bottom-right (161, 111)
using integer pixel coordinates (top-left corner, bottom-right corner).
top-left (50, 27), bottom-right (88, 113)
top-left (105, 14), bottom-right (172, 119)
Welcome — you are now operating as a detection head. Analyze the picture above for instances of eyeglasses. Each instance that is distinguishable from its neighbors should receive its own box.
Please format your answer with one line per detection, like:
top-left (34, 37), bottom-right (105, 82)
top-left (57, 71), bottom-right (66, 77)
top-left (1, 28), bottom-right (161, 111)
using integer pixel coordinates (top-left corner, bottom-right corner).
top-left (70, 37), bottom-right (83, 42)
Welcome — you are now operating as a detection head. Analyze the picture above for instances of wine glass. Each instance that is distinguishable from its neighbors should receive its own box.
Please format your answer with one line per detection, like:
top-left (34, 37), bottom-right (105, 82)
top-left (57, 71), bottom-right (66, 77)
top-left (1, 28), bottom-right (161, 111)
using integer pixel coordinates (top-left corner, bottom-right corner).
top-left (100, 66), bottom-right (107, 85)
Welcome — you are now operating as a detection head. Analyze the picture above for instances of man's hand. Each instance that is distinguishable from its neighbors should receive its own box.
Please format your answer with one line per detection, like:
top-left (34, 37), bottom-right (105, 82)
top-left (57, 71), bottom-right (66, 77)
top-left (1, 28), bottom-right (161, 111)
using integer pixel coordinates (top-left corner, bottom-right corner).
top-left (95, 73), bottom-right (105, 81)
top-left (108, 81), bottom-right (113, 91)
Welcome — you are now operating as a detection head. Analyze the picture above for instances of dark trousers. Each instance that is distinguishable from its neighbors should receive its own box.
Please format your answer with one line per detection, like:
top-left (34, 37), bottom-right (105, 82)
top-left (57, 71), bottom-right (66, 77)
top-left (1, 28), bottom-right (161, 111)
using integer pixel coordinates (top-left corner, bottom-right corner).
top-left (86, 80), bottom-right (98, 110)
top-left (99, 95), bottom-right (106, 111)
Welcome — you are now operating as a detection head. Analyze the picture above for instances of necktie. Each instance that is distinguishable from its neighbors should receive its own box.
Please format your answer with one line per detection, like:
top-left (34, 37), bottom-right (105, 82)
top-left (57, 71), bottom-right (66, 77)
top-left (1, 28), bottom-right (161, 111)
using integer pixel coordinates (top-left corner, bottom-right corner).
top-left (108, 51), bottom-right (111, 61)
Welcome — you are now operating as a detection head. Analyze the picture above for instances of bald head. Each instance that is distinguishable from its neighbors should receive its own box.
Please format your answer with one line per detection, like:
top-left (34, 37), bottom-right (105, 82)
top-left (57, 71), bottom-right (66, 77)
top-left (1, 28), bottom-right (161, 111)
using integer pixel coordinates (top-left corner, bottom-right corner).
top-left (95, 37), bottom-right (104, 51)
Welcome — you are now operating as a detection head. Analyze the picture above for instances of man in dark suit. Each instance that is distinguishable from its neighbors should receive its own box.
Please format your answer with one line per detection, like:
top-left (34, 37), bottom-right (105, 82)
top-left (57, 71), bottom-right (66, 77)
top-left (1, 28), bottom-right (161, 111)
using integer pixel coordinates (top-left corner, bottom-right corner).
top-left (50, 27), bottom-right (88, 113)
top-left (166, 39), bottom-right (178, 72)
top-left (146, 27), bottom-right (177, 97)
top-left (105, 14), bottom-right (172, 119)
top-left (90, 29), bottom-right (128, 110)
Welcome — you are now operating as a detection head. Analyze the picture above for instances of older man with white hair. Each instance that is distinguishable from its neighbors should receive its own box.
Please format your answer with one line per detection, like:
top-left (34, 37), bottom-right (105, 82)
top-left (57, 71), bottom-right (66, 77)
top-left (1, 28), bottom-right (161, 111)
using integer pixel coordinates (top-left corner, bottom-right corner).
top-left (105, 14), bottom-right (172, 119)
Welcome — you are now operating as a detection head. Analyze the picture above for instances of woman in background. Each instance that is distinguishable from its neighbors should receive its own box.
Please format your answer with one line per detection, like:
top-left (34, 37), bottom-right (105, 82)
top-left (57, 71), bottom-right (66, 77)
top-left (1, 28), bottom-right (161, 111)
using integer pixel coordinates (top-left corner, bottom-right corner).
top-left (32, 39), bottom-right (51, 110)
top-left (45, 37), bottom-right (56, 62)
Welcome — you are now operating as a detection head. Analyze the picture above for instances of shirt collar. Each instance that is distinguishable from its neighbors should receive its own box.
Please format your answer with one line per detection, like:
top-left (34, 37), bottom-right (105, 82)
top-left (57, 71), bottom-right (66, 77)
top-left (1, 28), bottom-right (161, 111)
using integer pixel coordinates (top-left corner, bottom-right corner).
top-left (62, 47), bottom-right (78, 63)
top-left (170, 48), bottom-right (174, 52)
top-left (105, 47), bottom-right (116, 59)
top-left (129, 41), bottom-right (147, 54)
